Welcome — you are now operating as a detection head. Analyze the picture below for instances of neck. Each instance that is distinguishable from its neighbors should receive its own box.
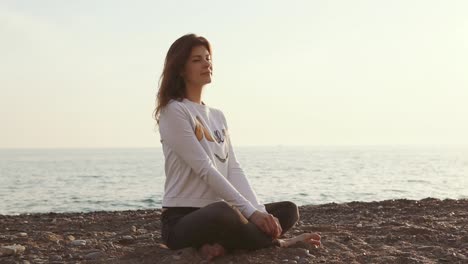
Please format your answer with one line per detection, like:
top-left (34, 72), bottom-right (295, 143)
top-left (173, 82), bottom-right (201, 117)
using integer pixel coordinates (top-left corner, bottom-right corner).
top-left (185, 83), bottom-right (204, 104)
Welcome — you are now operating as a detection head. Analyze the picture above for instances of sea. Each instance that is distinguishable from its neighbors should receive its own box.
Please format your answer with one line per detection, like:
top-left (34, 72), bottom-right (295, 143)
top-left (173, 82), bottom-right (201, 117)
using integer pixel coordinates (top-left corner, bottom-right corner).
top-left (1, 146), bottom-right (467, 215)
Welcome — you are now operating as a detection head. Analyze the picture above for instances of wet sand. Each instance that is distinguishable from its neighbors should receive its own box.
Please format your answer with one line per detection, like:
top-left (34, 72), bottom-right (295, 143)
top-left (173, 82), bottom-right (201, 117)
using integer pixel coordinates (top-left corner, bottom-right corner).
top-left (1, 198), bottom-right (467, 263)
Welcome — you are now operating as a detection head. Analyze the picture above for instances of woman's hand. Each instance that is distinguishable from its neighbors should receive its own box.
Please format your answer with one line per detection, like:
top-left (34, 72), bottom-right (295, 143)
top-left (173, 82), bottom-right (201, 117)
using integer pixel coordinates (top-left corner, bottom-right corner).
top-left (249, 210), bottom-right (282, 238)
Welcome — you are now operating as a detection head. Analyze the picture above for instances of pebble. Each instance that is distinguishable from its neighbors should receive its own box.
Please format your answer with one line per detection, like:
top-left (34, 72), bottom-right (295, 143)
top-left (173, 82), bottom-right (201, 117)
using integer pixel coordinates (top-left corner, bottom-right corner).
top-left (108, 242), bottom-right (116, 249)
top-left (119, 235), bottom-right (135, 244)
top-left (294, 255), bottom-right (300, 260)
top-left (137, 233), bottom-right (153, 239)
top-left (67, 235), bottom-right (75, 241)
top-left (131, 226), bottom-right (137, 232)
top-left (50, 255), bottom-right (62, 261)
top-left (44, 232), bottom-right (60, 242)
top-left (137, 228), bottom-right (148, 234)
top-left (70, 240), bottom-right (87, 246)
top-left (103, 231), bottom-right (117, 237)
top-left (84, 251), bottom-right (106, 260)
top-left (0, 244), bottom-right (26, 256)
top-left (16, 232), bottom-right (28, 237)
top-left (356, 223), bottom-right (363, 228)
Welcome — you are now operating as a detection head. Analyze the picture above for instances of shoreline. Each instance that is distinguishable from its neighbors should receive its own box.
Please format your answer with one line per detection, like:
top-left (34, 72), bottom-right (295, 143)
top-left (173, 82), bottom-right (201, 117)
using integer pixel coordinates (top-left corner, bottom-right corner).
top-left (4, 194), bottom-right (468, 217)
top-left (1, 198), bottom-right (467, 263)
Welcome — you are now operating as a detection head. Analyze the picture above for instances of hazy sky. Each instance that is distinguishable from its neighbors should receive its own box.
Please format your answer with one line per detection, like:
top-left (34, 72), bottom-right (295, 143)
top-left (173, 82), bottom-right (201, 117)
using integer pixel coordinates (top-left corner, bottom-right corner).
top-left (1, 0), bottom-right (467, 148)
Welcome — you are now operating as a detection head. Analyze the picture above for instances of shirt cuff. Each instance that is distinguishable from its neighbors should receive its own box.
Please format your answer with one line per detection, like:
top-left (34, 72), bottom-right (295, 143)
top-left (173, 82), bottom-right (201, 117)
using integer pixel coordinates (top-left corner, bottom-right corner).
top-left (243, 203), bottom-right (259, 219)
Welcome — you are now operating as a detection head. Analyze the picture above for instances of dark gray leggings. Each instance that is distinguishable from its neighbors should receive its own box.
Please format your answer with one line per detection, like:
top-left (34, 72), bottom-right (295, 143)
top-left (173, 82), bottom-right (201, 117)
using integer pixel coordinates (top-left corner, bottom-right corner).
top-left (161, 201), bottom-right (299, 251)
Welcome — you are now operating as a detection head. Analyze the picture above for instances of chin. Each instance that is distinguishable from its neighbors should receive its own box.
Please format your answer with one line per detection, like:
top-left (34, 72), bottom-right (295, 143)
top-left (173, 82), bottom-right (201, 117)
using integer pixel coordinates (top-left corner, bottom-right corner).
top-left (202, 78), bottom-right (212, 85)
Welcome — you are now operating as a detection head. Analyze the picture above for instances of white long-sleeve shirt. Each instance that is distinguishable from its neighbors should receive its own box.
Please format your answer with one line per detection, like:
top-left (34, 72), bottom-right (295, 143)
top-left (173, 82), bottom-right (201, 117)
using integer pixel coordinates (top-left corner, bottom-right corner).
top-left (159, 98), bottom-right (267, 219)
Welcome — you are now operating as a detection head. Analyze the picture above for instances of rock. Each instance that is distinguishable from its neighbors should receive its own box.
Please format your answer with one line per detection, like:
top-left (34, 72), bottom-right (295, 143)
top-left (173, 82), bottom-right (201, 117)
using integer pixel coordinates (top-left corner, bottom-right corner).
top-left (43, 232), bottom-right (60, 242)
top-left (0, 244), bottom-right (26, 256)
top-left (103, 231), bottom-right (117, 237)
top-left (131, 225), bottom-right (137, 232)
top-left (108, 242), bottom-right (116, 249)
top-left (50, 255), bottom-right (62, 261)
top-left (15, 232), bottom-right (28, 237)
top-left (70, 240), bottom-right (87, 246)
top-left (356, 223), bottom-right (363, 228)
top-left (137, 233), bottom-right (153, 239)
top-left (84, 251), bottom-right (106, 260)
top-left (119, 235), bottom-right (135, 244)
top-left (67, 235), bottom-right (75, 241)
top-left (137, 228), bottom-right (148, 234)
top-left (72, 254), bottom-right (83, 260)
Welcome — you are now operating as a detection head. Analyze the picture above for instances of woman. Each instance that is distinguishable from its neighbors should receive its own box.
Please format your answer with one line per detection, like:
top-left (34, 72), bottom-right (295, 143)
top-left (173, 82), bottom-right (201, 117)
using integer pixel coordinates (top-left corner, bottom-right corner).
top-left (155, 34), bottom-right (321, 261)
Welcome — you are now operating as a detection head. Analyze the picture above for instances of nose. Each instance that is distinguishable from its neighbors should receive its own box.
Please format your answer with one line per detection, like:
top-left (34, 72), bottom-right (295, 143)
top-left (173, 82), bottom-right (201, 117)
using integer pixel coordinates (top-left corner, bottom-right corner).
top-left (203, 59), bottom-right (211, 68)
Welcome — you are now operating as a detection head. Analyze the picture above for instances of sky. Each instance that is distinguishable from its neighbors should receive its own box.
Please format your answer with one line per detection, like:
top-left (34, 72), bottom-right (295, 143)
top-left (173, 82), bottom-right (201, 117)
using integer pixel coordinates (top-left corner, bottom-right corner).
top-left (1, 0), bottom-right (467, 148)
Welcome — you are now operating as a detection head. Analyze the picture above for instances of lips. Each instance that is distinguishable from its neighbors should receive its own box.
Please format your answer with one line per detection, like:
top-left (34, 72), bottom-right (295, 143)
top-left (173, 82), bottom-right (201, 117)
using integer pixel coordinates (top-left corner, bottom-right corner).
top-left (201, 71), bottom-right (212, 75)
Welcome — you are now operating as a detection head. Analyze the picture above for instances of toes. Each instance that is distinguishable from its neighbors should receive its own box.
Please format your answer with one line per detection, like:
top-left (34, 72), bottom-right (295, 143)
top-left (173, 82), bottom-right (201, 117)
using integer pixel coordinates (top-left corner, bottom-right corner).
top-left (200, 243), bottom-right (226, 260)
top-left (212, 244), bottom-right (225, 256)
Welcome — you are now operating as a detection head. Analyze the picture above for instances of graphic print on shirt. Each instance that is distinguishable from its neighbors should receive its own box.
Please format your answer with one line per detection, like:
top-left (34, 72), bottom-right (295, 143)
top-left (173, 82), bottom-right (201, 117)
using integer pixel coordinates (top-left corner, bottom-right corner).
top-left (194, 116), bottom-right (214, 142)
top-left (194, 116), bottom-right (228, 163)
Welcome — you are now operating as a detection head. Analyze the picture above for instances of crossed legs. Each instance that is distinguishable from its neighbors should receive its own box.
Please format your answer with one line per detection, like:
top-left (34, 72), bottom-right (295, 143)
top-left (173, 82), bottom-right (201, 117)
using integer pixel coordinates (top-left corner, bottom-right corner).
top-left (164, 201), bottom-right (319, 260)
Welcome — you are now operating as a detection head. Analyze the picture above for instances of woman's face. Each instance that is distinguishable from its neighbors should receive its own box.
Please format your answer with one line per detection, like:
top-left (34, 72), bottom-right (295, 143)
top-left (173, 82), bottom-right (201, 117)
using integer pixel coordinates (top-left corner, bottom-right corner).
top-left (181, 45), bottom-right (212, 86)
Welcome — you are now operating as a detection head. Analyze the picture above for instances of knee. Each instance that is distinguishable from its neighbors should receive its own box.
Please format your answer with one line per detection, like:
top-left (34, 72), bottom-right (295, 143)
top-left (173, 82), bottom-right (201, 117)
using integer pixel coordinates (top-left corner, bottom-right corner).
top-left (282, 201), bottom-right (299, 223)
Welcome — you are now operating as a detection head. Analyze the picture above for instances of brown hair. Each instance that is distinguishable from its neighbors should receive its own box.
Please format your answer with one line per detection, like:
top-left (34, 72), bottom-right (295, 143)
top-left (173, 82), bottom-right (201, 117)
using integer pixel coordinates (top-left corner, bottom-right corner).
top-left (153, 34), bottom-right (212, 123)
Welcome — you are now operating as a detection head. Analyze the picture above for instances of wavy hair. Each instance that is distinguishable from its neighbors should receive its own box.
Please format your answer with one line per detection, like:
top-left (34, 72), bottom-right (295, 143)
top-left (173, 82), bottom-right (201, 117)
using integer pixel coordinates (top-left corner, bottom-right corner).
top-left (154, 34), bottom-right (212, 123)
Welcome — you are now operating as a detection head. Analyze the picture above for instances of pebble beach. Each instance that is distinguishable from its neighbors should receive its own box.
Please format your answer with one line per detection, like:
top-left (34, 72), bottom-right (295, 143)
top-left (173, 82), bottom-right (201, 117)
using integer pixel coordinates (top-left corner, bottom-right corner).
top-left (1, 198), bottom-right (467, 263)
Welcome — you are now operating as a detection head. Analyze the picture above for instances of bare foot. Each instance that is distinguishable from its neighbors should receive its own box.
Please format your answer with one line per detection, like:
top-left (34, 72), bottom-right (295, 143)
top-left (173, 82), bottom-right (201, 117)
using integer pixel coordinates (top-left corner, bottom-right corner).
top-left (198, 243), bottom-right (226, 261)
top-left (277, 232), bottom-right (321, 248)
